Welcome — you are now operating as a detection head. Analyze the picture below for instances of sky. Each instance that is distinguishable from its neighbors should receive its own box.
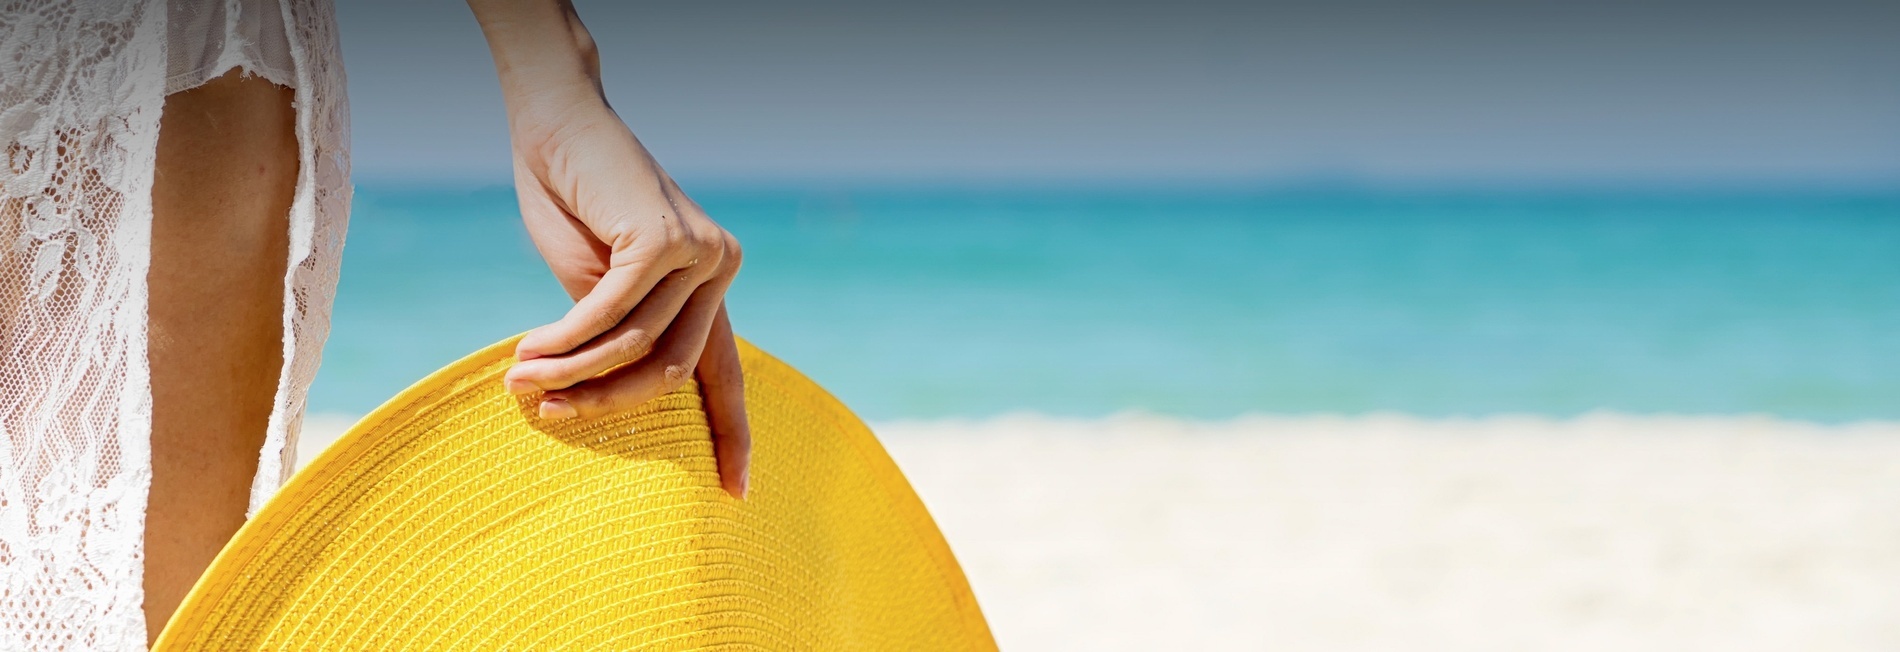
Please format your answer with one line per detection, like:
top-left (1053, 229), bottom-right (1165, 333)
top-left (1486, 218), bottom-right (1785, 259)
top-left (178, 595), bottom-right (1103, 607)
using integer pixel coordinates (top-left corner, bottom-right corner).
top-left (337, 0), bottom-right (1900, 187)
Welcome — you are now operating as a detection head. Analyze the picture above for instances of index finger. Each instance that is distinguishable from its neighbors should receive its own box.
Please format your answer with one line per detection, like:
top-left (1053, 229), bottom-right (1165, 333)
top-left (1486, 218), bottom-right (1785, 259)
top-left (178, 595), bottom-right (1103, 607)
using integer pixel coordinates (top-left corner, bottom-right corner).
top-left (516, 252), bottom-right (673, 361)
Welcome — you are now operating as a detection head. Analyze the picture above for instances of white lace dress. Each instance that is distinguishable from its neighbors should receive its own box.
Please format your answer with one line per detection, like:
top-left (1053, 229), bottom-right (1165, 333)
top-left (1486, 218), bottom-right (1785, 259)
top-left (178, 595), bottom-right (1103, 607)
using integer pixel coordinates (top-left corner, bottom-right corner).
top-left (0, 1), bottom-right (350, 648)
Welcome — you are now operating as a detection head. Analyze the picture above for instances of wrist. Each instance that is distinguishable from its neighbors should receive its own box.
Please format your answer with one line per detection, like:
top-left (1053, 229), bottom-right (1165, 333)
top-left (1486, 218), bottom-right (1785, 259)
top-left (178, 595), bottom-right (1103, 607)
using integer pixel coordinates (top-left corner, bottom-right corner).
top-left (468, 0), bottom-right (607, 123)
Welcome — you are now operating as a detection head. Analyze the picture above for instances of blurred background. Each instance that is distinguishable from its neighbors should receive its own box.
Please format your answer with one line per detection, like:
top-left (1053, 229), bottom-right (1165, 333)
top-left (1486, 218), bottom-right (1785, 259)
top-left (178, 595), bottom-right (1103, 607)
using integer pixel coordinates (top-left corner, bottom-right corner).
top-left (306, 0), bottom-right (1900, 649)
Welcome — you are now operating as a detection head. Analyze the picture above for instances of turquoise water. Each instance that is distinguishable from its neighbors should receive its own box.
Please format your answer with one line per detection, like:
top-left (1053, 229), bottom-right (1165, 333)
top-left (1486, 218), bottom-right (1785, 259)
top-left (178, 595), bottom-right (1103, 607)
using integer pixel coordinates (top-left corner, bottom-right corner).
top-left (310, 187), bottom-right (1900, 422)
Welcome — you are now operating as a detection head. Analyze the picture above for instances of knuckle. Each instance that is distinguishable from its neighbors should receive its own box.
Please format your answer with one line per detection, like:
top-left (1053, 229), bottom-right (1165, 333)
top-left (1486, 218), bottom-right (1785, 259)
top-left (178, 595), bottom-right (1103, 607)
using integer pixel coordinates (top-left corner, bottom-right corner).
top-left (584, 304), bottom-right (623, 331)
top-left (568, 393), bottom-right (606, 417)
top-left (613, 328), bottom-right (658, 361)
top-left (714, 353), bottom-right (745, 378)
top-left (680, 229), bottom-right (720, 262)
top-left (579, 383), bottom-right (624, 410)
top-left (661, 361), bottom-right (694, 387)
top-left (661, 219), bottom-right (692, 245)
top-left (696, 226), bottom-right (726, 252)
top-left (717, 232), bottom-right (743, 270)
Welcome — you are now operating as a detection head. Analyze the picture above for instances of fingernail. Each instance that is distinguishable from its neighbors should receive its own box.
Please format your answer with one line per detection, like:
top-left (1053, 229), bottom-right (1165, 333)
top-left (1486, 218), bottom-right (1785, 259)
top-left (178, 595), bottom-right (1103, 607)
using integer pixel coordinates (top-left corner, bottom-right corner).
top-left (539, 398), bottom-right (577, 420)
top-left (504, 378), bottom-right (537, 395)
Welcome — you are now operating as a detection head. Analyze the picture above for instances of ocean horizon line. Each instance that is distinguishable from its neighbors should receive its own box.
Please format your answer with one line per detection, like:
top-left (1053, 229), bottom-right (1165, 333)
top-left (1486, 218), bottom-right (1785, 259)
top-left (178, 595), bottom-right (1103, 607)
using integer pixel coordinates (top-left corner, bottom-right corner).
top-left (304, 409), bottom-right (1900, 433)
top-left (344, 176), bottom-right (1900, 198)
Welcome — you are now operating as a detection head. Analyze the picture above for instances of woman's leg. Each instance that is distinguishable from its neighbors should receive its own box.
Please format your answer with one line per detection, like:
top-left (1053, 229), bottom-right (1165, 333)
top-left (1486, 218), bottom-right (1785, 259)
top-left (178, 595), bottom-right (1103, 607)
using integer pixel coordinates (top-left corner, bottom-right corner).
top-left (142, 68), bottom-right (298, 642)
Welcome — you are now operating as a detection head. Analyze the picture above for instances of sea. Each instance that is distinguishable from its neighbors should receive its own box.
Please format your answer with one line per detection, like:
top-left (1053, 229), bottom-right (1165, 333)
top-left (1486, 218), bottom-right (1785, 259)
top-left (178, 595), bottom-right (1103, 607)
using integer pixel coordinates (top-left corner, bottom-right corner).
top-left (308, 186), bottom-right (1900, 423)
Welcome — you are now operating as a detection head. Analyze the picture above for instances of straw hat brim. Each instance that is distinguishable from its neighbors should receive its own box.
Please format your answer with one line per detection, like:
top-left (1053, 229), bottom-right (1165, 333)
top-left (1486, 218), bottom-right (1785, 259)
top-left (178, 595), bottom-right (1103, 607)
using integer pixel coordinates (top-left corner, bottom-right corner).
top-left (154, 336), bottom-right (994, 650)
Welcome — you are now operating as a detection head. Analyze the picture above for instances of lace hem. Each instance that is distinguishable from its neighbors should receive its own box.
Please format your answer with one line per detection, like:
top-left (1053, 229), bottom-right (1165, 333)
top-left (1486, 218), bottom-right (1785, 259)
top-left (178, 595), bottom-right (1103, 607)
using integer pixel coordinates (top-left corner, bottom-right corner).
top-left (0, 1), bottom-right (349, 648)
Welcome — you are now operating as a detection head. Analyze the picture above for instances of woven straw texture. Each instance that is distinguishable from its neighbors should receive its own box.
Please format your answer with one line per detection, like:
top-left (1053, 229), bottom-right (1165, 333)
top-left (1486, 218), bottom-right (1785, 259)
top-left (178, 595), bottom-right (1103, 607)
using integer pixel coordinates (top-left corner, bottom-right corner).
top-left (152, 337), bottom-right (995, 650)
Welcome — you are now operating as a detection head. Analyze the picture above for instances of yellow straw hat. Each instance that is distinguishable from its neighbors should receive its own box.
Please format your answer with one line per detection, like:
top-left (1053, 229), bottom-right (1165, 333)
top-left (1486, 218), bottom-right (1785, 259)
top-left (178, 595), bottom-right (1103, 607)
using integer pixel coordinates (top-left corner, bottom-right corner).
top-left (153, 336), bottom-right (995, 650)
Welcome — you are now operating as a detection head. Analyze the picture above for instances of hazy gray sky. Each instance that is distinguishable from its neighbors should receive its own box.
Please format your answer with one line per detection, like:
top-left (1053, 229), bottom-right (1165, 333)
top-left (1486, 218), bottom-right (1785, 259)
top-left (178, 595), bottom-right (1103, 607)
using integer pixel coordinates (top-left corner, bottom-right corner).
top-left (339, 0), bottom-right (1900, 186)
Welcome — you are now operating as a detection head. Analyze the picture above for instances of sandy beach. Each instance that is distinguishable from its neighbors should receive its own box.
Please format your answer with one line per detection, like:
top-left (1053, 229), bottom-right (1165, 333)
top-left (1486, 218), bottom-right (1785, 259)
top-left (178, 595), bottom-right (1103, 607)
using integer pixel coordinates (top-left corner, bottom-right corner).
top-left (301, 413), bottom-right (1900, 650)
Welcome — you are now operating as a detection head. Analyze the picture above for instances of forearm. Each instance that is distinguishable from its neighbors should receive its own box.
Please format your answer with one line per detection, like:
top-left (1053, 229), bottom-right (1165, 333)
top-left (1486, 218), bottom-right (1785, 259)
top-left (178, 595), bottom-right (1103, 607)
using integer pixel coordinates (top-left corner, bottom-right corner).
top-left (466, 0), bottom-right (609, 138)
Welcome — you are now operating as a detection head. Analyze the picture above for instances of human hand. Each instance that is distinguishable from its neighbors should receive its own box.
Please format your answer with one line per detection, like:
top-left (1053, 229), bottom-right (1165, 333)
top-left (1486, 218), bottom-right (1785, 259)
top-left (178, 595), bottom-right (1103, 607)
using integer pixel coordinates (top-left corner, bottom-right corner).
top-left (494, 92), bottom-right (750, 498)
top-left (467, 0), bottom-right (749, 497)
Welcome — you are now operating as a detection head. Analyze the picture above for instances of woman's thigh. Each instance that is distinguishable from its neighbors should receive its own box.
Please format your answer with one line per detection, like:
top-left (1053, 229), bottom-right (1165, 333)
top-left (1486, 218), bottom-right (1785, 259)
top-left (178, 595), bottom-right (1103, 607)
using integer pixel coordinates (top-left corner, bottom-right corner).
top-left (143, 68), bottom-right (298, 642)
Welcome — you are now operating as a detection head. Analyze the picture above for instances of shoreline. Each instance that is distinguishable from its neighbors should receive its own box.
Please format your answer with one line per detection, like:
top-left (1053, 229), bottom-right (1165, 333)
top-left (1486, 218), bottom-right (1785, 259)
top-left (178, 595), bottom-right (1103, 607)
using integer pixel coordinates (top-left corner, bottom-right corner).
top-left (299, 413), bottom-right (1900, 650)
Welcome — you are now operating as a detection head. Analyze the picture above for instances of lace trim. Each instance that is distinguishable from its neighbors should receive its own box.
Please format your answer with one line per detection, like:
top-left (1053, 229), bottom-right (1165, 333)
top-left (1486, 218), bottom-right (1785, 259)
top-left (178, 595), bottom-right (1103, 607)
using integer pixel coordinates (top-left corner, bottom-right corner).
top-left (0, 1), bottom-right (349, 648)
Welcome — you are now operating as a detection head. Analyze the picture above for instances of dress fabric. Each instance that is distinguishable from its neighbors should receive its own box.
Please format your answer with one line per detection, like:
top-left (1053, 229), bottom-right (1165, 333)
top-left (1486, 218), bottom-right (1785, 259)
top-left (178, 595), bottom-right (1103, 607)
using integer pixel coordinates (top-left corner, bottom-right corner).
top-left (165, 0), bottom-right (299, 95)
top-left (0, 1), bottom-right (351, 649)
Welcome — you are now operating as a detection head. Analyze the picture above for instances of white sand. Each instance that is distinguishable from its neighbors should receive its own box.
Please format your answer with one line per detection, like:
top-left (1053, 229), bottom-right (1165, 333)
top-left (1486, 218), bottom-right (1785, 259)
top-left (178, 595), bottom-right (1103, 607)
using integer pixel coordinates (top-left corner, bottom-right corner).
top-left (302, 413), bottom-right (1900, 650)
top-left (880, 413), bottom-right (1900, 651)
